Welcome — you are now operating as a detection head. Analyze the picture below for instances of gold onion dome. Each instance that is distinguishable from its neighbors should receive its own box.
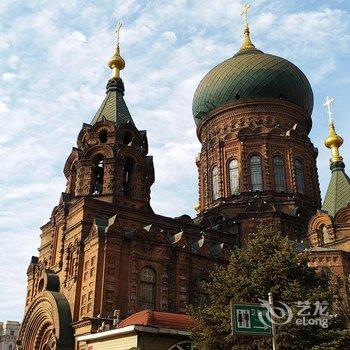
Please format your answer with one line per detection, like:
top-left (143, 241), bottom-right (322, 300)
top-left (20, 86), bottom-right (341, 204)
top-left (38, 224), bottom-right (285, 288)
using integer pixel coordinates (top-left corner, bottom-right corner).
top-left (324, 122), bottom-right (343, 163)
top-left (108, 46), bottom-right (125, 79)
top-left (325, 124), bottom-right (343, 149)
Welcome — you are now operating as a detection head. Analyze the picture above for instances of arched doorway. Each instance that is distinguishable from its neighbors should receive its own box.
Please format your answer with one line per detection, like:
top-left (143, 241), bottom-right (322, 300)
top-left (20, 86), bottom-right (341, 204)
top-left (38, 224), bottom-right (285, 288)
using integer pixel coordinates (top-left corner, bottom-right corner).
top-left (17, 291), bottom-right (73, 350)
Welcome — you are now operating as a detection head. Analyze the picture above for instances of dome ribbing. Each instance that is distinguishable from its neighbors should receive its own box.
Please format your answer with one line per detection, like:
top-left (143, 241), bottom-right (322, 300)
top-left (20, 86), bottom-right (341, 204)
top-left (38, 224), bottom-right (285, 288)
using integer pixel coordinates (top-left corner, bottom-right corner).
top-left (192, 46), bottom-right (314, 126)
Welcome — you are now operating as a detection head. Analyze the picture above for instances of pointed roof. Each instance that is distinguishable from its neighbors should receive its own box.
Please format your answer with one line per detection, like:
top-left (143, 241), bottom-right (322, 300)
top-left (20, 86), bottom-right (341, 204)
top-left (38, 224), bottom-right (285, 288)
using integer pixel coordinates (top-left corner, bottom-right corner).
top-left (321, 99), bottom-right (350, 217)
top-left (91, 78), bottom-right (134, 126)
top-left (322, 162), bottom-right (350, 217)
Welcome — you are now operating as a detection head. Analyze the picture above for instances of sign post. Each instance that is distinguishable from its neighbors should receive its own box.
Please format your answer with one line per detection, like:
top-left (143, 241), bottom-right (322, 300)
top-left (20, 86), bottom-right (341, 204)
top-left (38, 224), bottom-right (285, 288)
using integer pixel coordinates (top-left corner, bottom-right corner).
top-left (268, 293), bottom-right (277, 350)
top-left (230, 301), bottom-right (272, 336)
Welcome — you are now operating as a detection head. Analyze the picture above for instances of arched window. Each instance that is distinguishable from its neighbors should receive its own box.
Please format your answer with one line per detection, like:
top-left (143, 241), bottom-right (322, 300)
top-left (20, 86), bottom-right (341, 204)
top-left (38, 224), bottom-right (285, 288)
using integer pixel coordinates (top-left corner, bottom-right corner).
top-left (212, 166), bottom-right (220, 200)
top-left (122, 157), bottom-right (134, 196)
top-left (123, 131), bottom-right (133, 146)
top-left (250, 155), bottom-right (263, 191)
top-left (92, 155), bottom-right (104, 195)
top-left (228, 159), bottom-right (239, 195)
top-left (319, 225), bottom-right (330, 246)
top-left (99, 130), bottom-right (108, 143)
top-left (9, 344), bottom-right (13, 350)
top-left (295, 159), bottom-right (305, 194)
top-left (273, 155), bottom-right (286, 192)
top-left (139, 267), bottom-right (156, 310)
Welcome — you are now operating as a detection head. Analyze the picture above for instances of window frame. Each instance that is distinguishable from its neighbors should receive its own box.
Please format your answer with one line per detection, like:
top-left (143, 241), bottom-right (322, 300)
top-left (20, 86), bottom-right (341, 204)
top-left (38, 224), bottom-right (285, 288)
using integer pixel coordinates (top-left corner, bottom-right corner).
top-left (273, 154), bottom-right (286, 193)
top-left (228, 159), bottom-right (239, 195)
top-left (91, 154), bottom-right (105, 195)
top-left (139, 266), bottom-right (156, 310)
top-left (122, 156), bottom-right (135, 196)
top-left (211, 165), bottom-right (220, 201)
top-left (250, 154), bottom-right (263, 192)
top-left (294, 158), bottom-right (305, 194)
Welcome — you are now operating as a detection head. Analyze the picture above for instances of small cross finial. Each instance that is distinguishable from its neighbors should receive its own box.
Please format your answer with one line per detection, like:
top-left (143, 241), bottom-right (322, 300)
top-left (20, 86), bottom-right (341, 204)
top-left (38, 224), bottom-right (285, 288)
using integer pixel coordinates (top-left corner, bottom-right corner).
top-left (241, 3), bottom-right (251, 28)
top-left (323, 96), bottom-right (335, 123)
top-left (115, 22), bottom-right (122, 49)
top-left (108, 21), bottom-right (126, 79)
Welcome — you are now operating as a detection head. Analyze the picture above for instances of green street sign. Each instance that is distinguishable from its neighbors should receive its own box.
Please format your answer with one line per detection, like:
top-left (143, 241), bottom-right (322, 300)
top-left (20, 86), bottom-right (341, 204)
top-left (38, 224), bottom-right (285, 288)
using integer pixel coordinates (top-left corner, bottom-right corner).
top-left (231, 302), bottom-right (272, 336)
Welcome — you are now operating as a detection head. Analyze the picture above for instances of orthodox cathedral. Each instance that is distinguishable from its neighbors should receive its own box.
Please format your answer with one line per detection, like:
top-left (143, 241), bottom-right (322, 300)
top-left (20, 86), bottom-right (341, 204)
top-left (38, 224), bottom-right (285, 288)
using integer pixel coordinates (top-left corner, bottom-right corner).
top-left (17, 6), bottom-right (350, 350)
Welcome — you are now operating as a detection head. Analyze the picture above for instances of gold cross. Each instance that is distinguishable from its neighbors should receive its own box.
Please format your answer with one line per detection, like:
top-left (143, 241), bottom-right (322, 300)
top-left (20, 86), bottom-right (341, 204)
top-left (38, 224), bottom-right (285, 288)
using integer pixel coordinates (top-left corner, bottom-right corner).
top-left (241, 3), bottom-right (251, 28)
top-left (323, 96), bottom-right (335, 123)
top-left (115, 22), bottom-right (122, 48)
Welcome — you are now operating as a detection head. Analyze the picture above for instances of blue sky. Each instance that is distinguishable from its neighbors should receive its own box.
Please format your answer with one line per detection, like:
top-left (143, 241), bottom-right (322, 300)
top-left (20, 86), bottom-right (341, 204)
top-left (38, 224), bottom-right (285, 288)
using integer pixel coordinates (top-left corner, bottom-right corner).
top-left (0, 0), bottom-right (349, 321)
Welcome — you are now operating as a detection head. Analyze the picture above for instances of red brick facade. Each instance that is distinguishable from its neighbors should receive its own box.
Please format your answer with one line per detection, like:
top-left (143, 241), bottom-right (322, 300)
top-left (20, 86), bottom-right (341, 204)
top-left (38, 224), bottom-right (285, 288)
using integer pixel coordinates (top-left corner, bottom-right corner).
top-left (196, 98), bottom-right (321, 244)
top-left (307, 205), bottom-right (350, 312)
top-left (17, 107), bottom-right (236, 349)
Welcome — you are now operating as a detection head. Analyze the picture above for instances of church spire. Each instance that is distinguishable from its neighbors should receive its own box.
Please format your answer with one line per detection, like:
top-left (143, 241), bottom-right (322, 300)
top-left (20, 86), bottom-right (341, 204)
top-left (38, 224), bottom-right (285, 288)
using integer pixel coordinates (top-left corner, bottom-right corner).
top-left (91, 22), bottom-right (133, 125)
top-left (108, 22), bottom-right (125, 79)
top-left (323, 96), bottom-right (344, 164)
top-left (240, 3), bottom-right (256, 51)
top-left (322, 96), bottom-right (350, 217)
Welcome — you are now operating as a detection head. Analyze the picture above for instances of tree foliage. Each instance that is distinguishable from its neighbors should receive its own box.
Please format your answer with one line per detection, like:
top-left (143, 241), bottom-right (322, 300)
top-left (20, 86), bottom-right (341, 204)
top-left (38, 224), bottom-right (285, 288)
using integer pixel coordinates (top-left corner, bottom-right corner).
top-left (190, 227), bottom-right (349, 350)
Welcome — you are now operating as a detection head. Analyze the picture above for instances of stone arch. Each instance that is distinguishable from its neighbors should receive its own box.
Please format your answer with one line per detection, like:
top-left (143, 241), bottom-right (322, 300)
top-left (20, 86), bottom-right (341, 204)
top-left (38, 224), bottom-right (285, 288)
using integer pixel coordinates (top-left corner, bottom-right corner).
top-left (116, 146), bottom-right (145, 165)
top-left (90, 119), bottom-right (114, 134)
top-left (116, 123), bottom-right (139, 145)
top-left (18, 291), bottom-right (73, 350)
top-left (308, 211), bottom-right (333, 232)
top-left (82, 144), bottom-right (114, 160)
top-left (63, 148), bottom-right (80, 178)
top-left (335, 204), bottom-right (350, 224)
top-left (76, 124), bottom-right (91, 149)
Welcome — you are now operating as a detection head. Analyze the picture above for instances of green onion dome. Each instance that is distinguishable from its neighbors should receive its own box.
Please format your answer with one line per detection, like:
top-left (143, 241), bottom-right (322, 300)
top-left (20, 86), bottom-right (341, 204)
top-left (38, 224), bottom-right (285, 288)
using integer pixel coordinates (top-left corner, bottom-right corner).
top-left (192, 29), bottom-right (314, 126)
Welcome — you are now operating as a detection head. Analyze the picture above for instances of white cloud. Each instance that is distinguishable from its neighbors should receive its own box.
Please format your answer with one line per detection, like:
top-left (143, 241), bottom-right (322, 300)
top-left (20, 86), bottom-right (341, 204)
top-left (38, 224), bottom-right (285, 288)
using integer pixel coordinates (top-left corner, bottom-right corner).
top-left (162, 31), bottom-right (177, 44)
top-left (0, 101), bottom-right (9, 113)
top-left (8, 55), bottom-right (19, 69)
top-left (1, 72), bottom-right (16, 81)
top-left (0, 40), bottom-right (10, 51)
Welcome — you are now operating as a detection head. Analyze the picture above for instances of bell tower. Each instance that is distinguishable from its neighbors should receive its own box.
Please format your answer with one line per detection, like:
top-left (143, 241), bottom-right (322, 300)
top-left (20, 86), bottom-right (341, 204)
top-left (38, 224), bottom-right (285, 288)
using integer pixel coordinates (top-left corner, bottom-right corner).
top-left (193, 5), bottom-right (321, 241)
top-left (18, 25), bottom-right (157, 350)
top-left (63, 27), bottom-right (154, 211)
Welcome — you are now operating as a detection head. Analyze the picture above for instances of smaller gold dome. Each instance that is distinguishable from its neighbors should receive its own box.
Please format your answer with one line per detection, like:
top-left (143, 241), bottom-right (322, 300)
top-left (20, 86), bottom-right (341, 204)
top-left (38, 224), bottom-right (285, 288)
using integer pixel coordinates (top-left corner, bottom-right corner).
top-left (325, 124), bottom-right (343, 149)
top-left (108, 46), bottom-right (125, 78)
top-left (324, 122), bottom-right (343, 163)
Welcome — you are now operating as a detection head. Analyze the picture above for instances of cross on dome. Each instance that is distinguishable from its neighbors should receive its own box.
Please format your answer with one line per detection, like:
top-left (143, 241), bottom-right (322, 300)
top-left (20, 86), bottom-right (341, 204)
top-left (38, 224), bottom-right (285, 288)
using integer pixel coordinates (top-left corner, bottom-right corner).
top-left (239, 3), bottom-right (255, 51)
top-left (115, 22), bottom-right (122, 49)
top-left (108, 21), bottom-right (126, 79)
top-left (323, 96), bottom-right (335, 123)
top-left (241, 3), bottom-right (251, 28)
top-left (323, 96), bottom-right (344, 164)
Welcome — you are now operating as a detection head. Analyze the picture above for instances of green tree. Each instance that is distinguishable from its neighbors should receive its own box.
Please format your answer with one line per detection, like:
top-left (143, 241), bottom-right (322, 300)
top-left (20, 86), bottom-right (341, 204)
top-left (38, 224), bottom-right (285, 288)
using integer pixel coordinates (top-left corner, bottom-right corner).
top-left (190, 227), bottom-right (349, 350)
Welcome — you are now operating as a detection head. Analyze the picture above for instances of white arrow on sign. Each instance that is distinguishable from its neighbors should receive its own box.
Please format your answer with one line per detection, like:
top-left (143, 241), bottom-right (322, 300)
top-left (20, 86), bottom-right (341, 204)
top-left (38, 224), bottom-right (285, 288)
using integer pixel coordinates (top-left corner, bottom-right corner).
top-left (254, 326), bottom-right (269, 330)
